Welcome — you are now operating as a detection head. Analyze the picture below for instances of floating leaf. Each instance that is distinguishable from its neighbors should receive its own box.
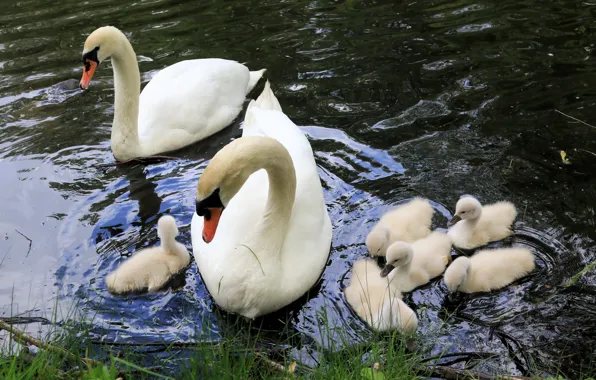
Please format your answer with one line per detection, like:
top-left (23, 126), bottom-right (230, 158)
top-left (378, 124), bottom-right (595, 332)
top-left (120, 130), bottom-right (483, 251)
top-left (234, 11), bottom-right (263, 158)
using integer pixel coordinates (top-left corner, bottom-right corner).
top-left (560, 150), bottom-right (571, 165)
top-left (360, 367), bottom-right (385, 380)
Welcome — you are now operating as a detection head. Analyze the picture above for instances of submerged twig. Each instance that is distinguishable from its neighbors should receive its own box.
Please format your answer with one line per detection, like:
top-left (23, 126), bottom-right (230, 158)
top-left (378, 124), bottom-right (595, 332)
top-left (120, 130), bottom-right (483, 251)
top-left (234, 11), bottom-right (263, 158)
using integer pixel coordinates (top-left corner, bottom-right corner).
top-left (565, 259), bottom-right (596, 287)
top-left (555, 109), bottom-right (596, 130)
top-left (425, 365), bottom-right (533, 380)
top-left (0, 319), bottom-right (98, 368)
top-left (420, 351), bottom-right (499, 363)
top-left (14, 229), bottom-right (32, 257)
top-left (577, 148), bottom-right (596, 158)
top-left (254, 352), bottom-right (299, 377)
top-left (91, 340), bottom-right (212, 347)
top-left (0, 316), bottom-right (53, 325)
top-left (255, 352), bottom-right (286, 372)
top-left (112, 357), bottom-right (172, 379)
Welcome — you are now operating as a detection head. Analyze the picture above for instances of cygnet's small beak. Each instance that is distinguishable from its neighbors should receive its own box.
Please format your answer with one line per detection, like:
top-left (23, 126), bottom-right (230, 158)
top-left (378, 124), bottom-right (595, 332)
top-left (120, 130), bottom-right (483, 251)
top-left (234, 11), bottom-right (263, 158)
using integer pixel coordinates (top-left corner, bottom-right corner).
top-left (447, 215), bottom-right (461, 228)
top-left (447, 292), bottom-right (462, 303)
top-left (379, 264), bottom-right (395, 278)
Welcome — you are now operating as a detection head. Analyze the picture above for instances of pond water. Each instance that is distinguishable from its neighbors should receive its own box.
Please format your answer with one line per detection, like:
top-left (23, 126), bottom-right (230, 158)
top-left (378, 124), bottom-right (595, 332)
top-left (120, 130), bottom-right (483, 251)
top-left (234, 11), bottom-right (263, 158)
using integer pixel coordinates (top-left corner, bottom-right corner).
top-left (1, 0), bottom-right (595, 377)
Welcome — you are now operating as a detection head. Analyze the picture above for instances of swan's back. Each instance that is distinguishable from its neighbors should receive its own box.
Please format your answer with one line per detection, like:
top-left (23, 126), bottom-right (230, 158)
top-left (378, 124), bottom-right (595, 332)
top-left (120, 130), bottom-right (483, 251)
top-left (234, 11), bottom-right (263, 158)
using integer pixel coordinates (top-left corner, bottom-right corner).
top-left (460, 247), bottom-right (535, 293)
top-left (380, 198), bottom-right (434, 243)
top-left (139, 59), bottom-right (250, 140)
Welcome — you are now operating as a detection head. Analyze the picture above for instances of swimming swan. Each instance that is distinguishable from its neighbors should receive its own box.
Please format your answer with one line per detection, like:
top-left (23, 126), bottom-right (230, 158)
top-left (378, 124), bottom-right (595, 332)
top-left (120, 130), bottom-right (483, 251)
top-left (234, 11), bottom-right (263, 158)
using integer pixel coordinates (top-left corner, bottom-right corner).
top-left (443, 247), bottom-right (535, 294)
top-left (447, 196), bottom-right (517, 249)
top-left (380, 231), bottom-right (453, 293)
top-left (366, 197), bottom-right (434, 257)
top-left (106, 215), bottom-right (190, 294)
top-left (80, 26), bottom-right (266, 162)
top-left (344, 259), bottom-right (418, 333)
top-left (190, 81), bottom-right (332, 319)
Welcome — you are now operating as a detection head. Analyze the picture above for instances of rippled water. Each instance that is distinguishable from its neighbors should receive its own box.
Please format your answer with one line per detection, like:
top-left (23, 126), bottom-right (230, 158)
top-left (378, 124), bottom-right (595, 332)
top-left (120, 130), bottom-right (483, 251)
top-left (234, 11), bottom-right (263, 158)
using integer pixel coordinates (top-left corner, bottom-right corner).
top-left (1, 0), bottom-right (595, 377)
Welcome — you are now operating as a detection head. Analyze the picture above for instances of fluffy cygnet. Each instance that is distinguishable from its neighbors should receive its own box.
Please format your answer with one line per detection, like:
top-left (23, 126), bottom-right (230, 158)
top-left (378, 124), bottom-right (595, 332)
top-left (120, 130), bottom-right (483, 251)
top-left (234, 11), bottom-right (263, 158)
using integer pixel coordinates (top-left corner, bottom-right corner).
top-left (106, 215), bottom-right (190, 294)
top-left (443, 247), bottom-right (535, 294)
top-left (344, 259), bottom-right (418, 333)
top-left (380, 231), bottom-right (453, 293)
top-left (366, 197), bottom-right (434, 257)
top-left (447, 196), bottom-right (517, 249)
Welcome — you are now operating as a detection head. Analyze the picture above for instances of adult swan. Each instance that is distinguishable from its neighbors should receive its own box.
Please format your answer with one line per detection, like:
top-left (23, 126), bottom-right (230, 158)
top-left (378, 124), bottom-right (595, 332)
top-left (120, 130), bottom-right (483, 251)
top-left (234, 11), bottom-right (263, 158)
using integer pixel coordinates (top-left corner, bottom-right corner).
top-left (191, 81), bottom-right (332, 319)
top-left (79, 26), bottom-right (266, 162)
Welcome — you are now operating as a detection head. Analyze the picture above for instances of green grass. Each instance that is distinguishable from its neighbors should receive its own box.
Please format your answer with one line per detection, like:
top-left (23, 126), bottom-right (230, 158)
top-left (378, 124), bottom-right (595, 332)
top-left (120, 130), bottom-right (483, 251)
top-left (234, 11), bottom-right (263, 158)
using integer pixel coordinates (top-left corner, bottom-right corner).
top-left (4, 315), bottom-right (596, 380)
top-left (4, 298), bottom-right (593, 380)
top-left (0, 307), bottom-right (422, 380)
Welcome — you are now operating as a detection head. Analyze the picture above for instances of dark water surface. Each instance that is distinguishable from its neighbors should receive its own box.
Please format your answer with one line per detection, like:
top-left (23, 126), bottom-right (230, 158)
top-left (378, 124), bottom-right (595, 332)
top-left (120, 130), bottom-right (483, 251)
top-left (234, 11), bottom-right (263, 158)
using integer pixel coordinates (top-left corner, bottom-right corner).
top-left (1, 0), bottom-right (595, 376)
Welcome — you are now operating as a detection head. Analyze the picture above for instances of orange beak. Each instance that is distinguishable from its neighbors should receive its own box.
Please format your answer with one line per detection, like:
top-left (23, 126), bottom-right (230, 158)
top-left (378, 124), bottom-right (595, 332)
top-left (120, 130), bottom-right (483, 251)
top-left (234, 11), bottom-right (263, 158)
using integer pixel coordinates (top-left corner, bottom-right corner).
top-left (80, 59), bottom-right (98, 90)
top-left (202, 207), bottom-right (223, 243)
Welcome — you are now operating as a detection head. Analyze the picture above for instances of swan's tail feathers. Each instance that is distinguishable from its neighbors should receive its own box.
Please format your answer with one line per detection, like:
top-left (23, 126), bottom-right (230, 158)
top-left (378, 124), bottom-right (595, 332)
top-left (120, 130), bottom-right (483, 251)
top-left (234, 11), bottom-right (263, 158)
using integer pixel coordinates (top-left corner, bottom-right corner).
top-left (241, 81), bottom-right (280, 134)
top-left (157, 215), bottom-right (179, 254)
top-left (241, 100), bottom-right (265, 135)
top-left (247, 68), bottom-right (267, 94)
top-left (254, 80), bottom-right (282, 112)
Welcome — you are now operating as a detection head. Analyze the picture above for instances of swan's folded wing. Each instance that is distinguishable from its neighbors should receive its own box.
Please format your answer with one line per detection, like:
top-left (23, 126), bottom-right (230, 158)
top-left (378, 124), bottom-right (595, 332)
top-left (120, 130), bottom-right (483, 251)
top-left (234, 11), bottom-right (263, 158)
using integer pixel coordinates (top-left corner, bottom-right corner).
top-left (138, 58), bottom-right (249, 141)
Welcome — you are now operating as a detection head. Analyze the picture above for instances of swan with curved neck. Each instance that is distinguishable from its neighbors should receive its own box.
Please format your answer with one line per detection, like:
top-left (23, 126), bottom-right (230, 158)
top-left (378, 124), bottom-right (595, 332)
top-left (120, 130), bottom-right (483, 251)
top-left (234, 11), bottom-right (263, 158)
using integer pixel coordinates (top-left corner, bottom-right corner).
top-left (191, 82), bottom-right (332, 318)
top-left (80, 26), bottom-right (266, 162)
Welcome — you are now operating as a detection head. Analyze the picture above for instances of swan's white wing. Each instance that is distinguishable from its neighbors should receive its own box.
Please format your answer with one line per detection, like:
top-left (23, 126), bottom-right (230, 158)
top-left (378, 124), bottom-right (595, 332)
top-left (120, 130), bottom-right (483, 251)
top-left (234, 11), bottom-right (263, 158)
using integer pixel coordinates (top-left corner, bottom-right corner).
top-left (138, 59), bottom-right (250, 142)
top-left (242, 105), bottom-right (332, 297)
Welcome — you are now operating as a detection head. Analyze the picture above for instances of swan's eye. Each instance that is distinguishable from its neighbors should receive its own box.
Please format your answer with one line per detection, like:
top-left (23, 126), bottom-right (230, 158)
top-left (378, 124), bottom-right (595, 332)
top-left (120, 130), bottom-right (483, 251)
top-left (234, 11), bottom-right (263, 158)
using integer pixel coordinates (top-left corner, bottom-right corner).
top-left (196, 188), bottom-right (223, 219)
top-left (82, 46), bottom-right (100, 66)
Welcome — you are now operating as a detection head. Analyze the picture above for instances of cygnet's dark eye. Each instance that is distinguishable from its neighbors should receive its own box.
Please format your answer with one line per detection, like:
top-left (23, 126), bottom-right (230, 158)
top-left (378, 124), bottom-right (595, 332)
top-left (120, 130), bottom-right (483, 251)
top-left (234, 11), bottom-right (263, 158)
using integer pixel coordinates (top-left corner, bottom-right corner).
top-left (461, 211), bottom-right (466, 214)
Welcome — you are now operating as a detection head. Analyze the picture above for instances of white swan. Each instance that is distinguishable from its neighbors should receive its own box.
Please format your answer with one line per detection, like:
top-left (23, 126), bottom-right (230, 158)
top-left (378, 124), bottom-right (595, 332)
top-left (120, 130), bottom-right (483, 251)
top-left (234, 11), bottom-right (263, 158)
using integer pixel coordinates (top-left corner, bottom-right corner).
top-left (380, 231), bottom-right (453, 293)
top-left (106, 215), bottom-right (190, 294)
top-left (190, 81), bottom-right (332, 319)
top-left (344, 259), bottom-right (418, 333)
top-left (80, 26), bottom-right (266, 162)
top-left (447, 196), bottom-right (517, 249)
top-left (366, 197), bottom-right (434, 257)
top-left (443, 247), bottom-right (535, 294)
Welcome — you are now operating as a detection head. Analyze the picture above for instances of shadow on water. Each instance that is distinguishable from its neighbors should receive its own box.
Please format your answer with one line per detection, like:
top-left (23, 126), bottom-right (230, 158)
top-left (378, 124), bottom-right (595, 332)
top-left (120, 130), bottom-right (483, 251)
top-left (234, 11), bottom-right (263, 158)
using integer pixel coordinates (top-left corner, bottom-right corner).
top-left (0, 0), bottom-right (595, 377)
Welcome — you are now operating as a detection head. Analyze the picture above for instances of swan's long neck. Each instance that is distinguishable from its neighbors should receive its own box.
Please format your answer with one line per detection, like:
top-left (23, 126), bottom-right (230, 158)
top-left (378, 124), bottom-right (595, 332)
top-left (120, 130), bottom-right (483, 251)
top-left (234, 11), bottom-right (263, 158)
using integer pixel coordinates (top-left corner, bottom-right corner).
top-left (110, 35), bottom-right (142, 161)
top-left (244, 146), bottom-right (296, 254)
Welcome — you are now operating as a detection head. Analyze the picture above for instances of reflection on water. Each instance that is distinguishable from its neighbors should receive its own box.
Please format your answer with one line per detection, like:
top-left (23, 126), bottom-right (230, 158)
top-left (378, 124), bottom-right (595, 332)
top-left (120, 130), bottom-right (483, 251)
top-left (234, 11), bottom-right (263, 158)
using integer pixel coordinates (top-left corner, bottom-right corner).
top-left (1, 0), bottom-right (595, 377)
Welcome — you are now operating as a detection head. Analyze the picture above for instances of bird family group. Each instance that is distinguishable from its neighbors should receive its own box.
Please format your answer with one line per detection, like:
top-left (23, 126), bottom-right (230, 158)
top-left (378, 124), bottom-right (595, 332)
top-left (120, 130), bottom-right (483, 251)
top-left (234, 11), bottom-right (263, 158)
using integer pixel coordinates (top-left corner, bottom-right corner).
top-left (81, 26), bottom-right (535, 334)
